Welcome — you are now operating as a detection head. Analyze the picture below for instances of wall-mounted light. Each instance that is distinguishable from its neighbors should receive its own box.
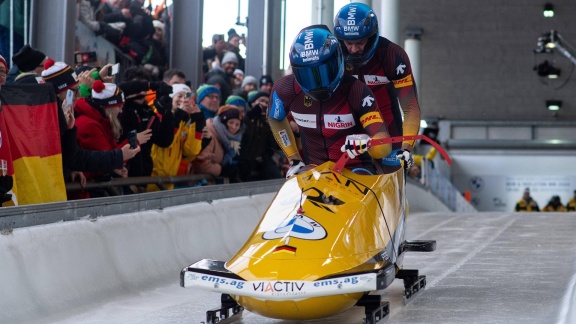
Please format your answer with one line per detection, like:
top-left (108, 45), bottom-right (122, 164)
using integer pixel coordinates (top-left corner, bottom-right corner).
top-left (535, 60), bottom-right (561, 78)
top-left (546, 100), bottom-right (562, 111)
top-left (543, 3), bottom-right (554, 18)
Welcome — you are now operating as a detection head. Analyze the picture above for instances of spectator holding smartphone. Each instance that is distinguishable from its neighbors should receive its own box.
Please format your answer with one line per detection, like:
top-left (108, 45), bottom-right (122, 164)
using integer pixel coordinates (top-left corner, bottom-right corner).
top-left (147, 83), bottom-right (204, 191)
top-left (117, 66), bottom-right (175, 192)
top-left (74, 80), bottom-right (146, 197)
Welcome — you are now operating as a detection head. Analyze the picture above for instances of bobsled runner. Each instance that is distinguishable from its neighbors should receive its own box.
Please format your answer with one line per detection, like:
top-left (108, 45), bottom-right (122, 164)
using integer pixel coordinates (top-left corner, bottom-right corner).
top-left (181, 135), bottom-right (451, 323)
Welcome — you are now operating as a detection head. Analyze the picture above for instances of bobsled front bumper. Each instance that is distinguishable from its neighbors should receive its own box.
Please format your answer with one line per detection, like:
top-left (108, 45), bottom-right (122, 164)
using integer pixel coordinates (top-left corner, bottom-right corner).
top-left (181, 259), bottom-right (390, 301)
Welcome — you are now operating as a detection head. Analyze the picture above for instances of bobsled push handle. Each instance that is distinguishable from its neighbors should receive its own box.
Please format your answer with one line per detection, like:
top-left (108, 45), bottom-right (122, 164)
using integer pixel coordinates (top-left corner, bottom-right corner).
top-left (333, 134), bottom-right (452, 174)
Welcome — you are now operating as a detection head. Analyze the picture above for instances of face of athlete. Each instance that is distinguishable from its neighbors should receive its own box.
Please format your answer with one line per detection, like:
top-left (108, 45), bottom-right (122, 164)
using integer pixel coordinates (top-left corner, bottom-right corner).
top-left (343, 38), bottom-right (368, 55)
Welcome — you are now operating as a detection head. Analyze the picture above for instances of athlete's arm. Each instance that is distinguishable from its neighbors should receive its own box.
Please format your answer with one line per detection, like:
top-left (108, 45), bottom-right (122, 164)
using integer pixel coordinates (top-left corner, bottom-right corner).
top-left (354, 82), bottom-right (391, 159)
top-left (388, 44), bottom-right (421, 151)
top-left (267, 90), bottom-right (302, 163)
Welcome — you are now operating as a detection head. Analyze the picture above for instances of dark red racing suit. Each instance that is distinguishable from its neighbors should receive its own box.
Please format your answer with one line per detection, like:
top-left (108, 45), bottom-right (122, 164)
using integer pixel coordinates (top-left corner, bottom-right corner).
top-left (344, 36), bottom-right (421, 165)
top-left (268, 74), bottom-right (388, 171)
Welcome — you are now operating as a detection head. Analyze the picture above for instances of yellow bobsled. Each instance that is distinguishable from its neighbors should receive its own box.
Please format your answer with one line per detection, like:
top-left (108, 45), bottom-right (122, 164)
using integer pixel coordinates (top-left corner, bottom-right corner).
top-left (181, 135), bottom-right (450, 323)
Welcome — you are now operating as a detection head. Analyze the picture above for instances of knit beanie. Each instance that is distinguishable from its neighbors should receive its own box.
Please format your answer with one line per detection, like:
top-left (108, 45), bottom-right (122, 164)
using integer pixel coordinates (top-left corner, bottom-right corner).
top-left (233, 69), bottom-right (244, 77)
top-left (90, 80), bottom-right (125, 109)
top-left (170, 83), bottom-right (192, 98)
top-left (41, 59), bottom-right (79, 93)
top-left (221, 51), bottom-right (238, 65)
top-left (217, 105), bottom-right (243, 123)
top-left (12, 45), bottom-right (47, 72)
top-left (0, 55), bottom-right (7, 71)
top-left (241, 75), bottom-right (258, 89)
top-left (259, 75), bottom-right (274, 87)
top-left (247, 91), bottom-right (269, 104)
top-left (225, 95), bottom-right (247, 111)
top-left (196, 84), bottom-right (220, 104)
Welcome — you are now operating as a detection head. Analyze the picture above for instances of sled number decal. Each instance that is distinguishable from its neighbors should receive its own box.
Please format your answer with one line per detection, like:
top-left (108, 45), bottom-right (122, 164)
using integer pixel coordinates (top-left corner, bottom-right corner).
top-left (263, 215), bottom-right (327, 240)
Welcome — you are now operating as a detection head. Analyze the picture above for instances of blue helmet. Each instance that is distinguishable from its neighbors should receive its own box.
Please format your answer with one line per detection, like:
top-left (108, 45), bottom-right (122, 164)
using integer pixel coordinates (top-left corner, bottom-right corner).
top-left (289, 25), bottom-right (344, 101)
top-left (333, 2), bottom-right (379, 67)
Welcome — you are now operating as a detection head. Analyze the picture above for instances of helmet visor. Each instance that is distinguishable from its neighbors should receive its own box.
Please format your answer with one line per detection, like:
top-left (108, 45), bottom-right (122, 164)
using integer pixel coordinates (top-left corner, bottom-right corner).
top-left (293, 54), bottom-right (340, 92)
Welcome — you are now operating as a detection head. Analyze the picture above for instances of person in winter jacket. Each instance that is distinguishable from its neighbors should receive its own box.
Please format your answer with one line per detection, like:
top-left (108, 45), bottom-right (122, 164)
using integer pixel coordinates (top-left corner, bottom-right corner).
top-left (193, 105), bottom-right (245, 182)
top-left (147, 83), bottom-right (203, 191)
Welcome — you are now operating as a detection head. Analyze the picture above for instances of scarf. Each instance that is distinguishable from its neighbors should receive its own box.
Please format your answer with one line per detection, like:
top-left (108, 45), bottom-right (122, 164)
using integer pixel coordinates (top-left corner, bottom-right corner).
top-left (212, 116), bottom-right (246, 166)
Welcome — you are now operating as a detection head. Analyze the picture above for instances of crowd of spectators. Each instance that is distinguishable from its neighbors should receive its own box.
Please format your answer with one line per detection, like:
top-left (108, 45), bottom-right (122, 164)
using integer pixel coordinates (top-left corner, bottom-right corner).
top-left (0, 0), bottom-right (288, 204)
top-left (514, 188), bottom-right (576, 212)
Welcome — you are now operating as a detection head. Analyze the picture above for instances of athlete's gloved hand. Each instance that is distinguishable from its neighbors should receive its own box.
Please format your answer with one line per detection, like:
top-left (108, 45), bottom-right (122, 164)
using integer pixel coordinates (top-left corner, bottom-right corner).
top-left (396, 149), bottom-right (414, 168)
top-left (341, 134), bottom-right (371, 159)
top-left (286, 159), bottom-right (305, 179)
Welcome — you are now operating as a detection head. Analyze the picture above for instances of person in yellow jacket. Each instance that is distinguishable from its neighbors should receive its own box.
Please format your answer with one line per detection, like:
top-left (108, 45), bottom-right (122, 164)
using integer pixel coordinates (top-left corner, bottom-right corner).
top-left (543, 195), bottom-right (568, 212)
top-left (514, 188), bottom-right (540, 212)
top-left (147, 84), bottom-right (203, 191)
top-left (567, 190), bottom-right (576, 211)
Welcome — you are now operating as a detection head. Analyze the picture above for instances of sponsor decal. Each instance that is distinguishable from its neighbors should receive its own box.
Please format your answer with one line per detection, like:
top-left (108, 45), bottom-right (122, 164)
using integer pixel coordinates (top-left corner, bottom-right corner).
top-left (270, 91), bottom-right (286, 120)
top-left (291, 112), bottom-right (316, 128)
top-left (253, 281), bottom-right (306, 295)
top-left (362, 95), bottom-right (375, 107)
top-left (188, 273), bottom-right (245, 289)
top-left (363, 75), bottom-right (390, 85)
top-left (262, 214), bottom-right (327, 240)
top-left (381, 148), bottom-right (401, 166)
top-left (468, 176), bottom-right (484, 192)
top-left (184, 270), bottom-right (376, 299)
top-left (303, 187), bottom-right (345, 213)
top-left (392, 75), bottom-right (413, 88)
top-left (396, 63), bottom-right (406, 75)
top-left (301, 30), bottom-right (320, 62)
top-left (314, 276), bottom-right (360, 287)
top-left (278, 129), bottom-right (291, 147)
top-left (343, 5), bottom-right (360, 36)
top-left (359, 111), bottom-right (383, 127)
top-left (57, 83), bottom-right (68, 90)
top-left (273, 245), bottom-right (297, 255)
top-left (324, 114), bottom-right (355, 129)
top-left (304, 95), bottom-right (313, 107)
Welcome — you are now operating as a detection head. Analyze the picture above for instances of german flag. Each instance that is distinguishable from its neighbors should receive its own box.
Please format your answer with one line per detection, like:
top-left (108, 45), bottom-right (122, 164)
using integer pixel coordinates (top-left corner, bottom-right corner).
top-left (272, 245), bottom-right (297, 255)
top-left (0, 84), bottom-right (66, 206)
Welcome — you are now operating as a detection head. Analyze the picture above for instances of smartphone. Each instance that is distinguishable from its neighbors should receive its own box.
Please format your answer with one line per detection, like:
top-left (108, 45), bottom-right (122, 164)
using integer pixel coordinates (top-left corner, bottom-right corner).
top-left (109, 63), bottom-right (120, 76)
top-left (146, 116), bottom-right (156, 129)
top-left (128, 130), bottom-right (138, 149)
top-left (74, 51), bottom-right (97, 64)
top-left (65, 89), bottom-right (75, 112)
top-left (185, 92), bottom-right (194, 99)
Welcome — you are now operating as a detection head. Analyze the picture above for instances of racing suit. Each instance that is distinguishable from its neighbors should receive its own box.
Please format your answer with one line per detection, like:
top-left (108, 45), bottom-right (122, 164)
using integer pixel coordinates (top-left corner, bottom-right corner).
top-left (267, 74), bottom-right (391, 173)
top-left (344, 36), bottom-right (421, 168)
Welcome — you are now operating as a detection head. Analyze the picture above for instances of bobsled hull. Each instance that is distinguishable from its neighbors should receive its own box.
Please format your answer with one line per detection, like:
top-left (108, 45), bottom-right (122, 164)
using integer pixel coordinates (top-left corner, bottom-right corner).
top-left (182, 161), bottom-right (405, 320)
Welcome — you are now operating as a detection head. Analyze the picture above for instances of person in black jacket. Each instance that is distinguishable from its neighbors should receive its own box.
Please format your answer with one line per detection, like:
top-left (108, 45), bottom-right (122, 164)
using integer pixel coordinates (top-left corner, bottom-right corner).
top-left (117, 66), bottom-right (175, 188)
top-left (238, 91), bottom-right (283, 181)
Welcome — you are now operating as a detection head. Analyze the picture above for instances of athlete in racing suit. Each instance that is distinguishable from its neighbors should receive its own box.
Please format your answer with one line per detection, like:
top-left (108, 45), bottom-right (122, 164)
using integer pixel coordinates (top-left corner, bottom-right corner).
top-left (334, 3), bottom-right (421, 170)
top-left (267, 25), bottom-right (392, 177)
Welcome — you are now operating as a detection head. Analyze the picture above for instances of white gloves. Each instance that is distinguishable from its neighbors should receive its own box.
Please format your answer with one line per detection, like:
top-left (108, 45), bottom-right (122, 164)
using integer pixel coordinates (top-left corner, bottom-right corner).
top-left (396, 149), bottom-right (414, 168)
top-left (340, 134), bottom-right (371, 159)
top-left (286, 160), bottom-right (305, 179)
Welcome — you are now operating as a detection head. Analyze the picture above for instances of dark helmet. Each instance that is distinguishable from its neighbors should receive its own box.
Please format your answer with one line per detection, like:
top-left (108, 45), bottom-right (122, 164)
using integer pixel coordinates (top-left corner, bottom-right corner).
top-left (289, 25), bottom-right (344, 101)
top-left (333, 2), bottom-right (379, 67)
